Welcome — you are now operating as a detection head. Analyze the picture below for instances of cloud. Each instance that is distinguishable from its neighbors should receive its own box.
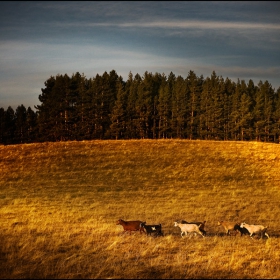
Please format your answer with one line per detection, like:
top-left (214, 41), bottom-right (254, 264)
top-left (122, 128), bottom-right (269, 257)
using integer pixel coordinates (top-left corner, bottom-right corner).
top-left (44, 18), bottom-right (280, 37)
top-left (91, 20), bottom-right (280, 31)
top-left (39, 18), bottom-right (279, 54)
top-left (1, 2), bottom-right (280, 109)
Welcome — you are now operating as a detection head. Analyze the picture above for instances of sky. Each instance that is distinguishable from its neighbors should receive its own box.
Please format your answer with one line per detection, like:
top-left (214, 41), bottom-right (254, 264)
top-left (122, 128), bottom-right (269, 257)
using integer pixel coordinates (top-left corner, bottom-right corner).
top-left (0, 1), bottom-right (280, 110)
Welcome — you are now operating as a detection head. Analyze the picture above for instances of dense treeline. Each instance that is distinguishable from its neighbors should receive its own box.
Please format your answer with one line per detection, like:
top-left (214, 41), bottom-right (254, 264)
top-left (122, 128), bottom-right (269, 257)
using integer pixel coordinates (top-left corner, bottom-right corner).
top-left (1, 70), bottom-right (280, 144)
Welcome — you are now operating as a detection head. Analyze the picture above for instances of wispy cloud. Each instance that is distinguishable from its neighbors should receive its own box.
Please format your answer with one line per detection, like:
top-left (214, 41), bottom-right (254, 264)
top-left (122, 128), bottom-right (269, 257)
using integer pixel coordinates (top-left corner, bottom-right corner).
top-left (91, 20), bottom-right (280, 31)
top-left (44, 17), bottom-right (280, 33)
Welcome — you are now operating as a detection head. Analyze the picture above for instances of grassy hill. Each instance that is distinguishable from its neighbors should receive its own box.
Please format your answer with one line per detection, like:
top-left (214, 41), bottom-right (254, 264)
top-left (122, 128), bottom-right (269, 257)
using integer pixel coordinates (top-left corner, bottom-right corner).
top-left (0, 139), bottom-right (280, 278)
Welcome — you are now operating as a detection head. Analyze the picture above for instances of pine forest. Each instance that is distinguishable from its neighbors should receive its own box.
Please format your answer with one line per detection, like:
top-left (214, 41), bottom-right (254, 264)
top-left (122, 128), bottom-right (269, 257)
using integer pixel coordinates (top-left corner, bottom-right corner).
top-left (1, 70), bottom-right (280, 144)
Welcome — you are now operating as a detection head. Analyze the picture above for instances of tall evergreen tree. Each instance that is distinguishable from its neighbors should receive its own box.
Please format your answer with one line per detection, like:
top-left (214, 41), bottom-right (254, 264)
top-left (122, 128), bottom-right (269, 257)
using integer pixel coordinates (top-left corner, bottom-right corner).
top-left (229, 80), bottom-right (241, 140)
top-left (171, 75), bottom-right (187, 138)
top-left (94, 70), bottom-right (119, 139)
top-left (219, 78), bottom-right (233, 140)
top-left (151, 72), bottom-right (163, 139)
top-left (89, 73), bottom-right (104, 139)
top-left (135, 71), bottom-right (158, 139)
top-left (262, 81), bottom-right (274, 142)
top-left (14, 105), bottom-right (27, 143)
top-left (35, 76), bottom-right (54, 141)
top-left (208, 71), bottom-right (224, 140)
top-left (0, 108), bottom-right (5, 144)
top-left (36, 74), bottom-right (72, 142)
top-left (271, 87), bottom-right (280, 142)
top-left (158, 75), bottom-right (171, 138)
top-left (110, 78), bottom-right (127, 139)
top-left (26, 107), bottom-right (38, 143)
top-left (125, 72), bottom-right (141, 139)
top-left (66, 72), bottom-right (85, 140)
top-left (186, 70), bottom-right (203, 139)
top-left (253, 81), bottom-right (274, 141)
top-left (238, 81), bottom-right (253, 141)
top-left (199, 77), bottom-right (212, 139)
top-left (77, 76), bottom-right (99, 140)
top-left (3, 106), bottom-right (15, 144)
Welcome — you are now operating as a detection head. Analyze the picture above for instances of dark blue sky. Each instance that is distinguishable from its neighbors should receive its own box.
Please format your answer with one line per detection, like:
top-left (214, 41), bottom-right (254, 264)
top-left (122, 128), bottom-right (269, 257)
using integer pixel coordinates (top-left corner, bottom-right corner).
top-left (1, 1), bottom-right (280, 109)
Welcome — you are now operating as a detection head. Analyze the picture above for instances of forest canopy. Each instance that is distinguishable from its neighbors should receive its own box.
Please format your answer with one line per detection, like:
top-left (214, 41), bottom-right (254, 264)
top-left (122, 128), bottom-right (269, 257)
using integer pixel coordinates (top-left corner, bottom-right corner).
top-left (1, 70), bottom-right (280, 144)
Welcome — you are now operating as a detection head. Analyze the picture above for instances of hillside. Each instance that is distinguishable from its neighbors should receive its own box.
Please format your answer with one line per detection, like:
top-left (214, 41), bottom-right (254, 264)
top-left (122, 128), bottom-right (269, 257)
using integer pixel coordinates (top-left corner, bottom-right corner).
top-left (0, 140), bottom-right (280, 278)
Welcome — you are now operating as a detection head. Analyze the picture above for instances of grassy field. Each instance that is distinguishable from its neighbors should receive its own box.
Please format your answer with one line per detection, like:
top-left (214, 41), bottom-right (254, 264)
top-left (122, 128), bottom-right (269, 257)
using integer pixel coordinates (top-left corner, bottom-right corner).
top-left (0, 139), bottom-right (280, 279)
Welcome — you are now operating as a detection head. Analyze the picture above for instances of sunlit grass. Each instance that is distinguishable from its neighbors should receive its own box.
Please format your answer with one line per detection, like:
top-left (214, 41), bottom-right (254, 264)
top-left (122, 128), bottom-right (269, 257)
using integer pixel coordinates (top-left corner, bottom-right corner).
top-left (0, 139), bottom-right (280, 278)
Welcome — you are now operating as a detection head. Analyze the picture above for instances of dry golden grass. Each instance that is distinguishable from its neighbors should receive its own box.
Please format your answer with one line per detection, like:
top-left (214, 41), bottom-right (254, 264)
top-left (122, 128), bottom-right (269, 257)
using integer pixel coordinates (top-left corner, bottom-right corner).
top-left (0, 139), bottom-right (280, 279)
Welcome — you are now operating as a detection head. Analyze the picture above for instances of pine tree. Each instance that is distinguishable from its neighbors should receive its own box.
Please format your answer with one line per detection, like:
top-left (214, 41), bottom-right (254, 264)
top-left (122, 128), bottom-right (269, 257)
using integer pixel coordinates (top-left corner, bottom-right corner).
top-left (35, 76), bottom-right (54, 141)
top-left (158, 75), bottom-right (171, 138)
top-left (199, 77), bottom-right (212, 139)
top-left (221, 78), bottom-right (235, 140)
top-left (135, 71), bottom-right (158, 139)
top-left (262, 81), bottom-right (274, 142)
top-left (230, 80), bottom-right (253, 141)
top-left (77, 76), bottom-right (99, 140)
top-left (14, 105), bottom-right (27, 143)
top-left (67, 72), bottom-right (85, 140)
top-left (110, 78), bottom-right (127, 139)
top-left (0, 107), bottom-right (5, 144)
top-left (124, 72), bottom-right (141, 139)
top-left (151, 72), bottom-right (163, 139)
top-left (89, 73), bottom-right (104, 139)
top-left (36, 74), bottom-right (72, 142)
top-left (253, 81), bottom-right (274, 141)
top-left (3, 106), bottom-right (15, 144)
top-left (239, 89), bottom-right (253, 141)
top-left (171, 75), bottom-right (187, 138)
top-left (271, 87), bottom-right (280, 142)
top-left (98, 70), bottom-right (119, 139)
top-left (26, 107), bottom-right (38, 143)
top-left (186, 70), bottom-right (203, 139)
top-left (253, 84), bottom-right (265, 141)
top-left (0, 108), bottom-right (5, 144)
top-left (209, 71), bottom-right (225, 140)
top-left (52, 74), bottom-right (72, 141)
top-left (229, 80), bottom-right (241, 140)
